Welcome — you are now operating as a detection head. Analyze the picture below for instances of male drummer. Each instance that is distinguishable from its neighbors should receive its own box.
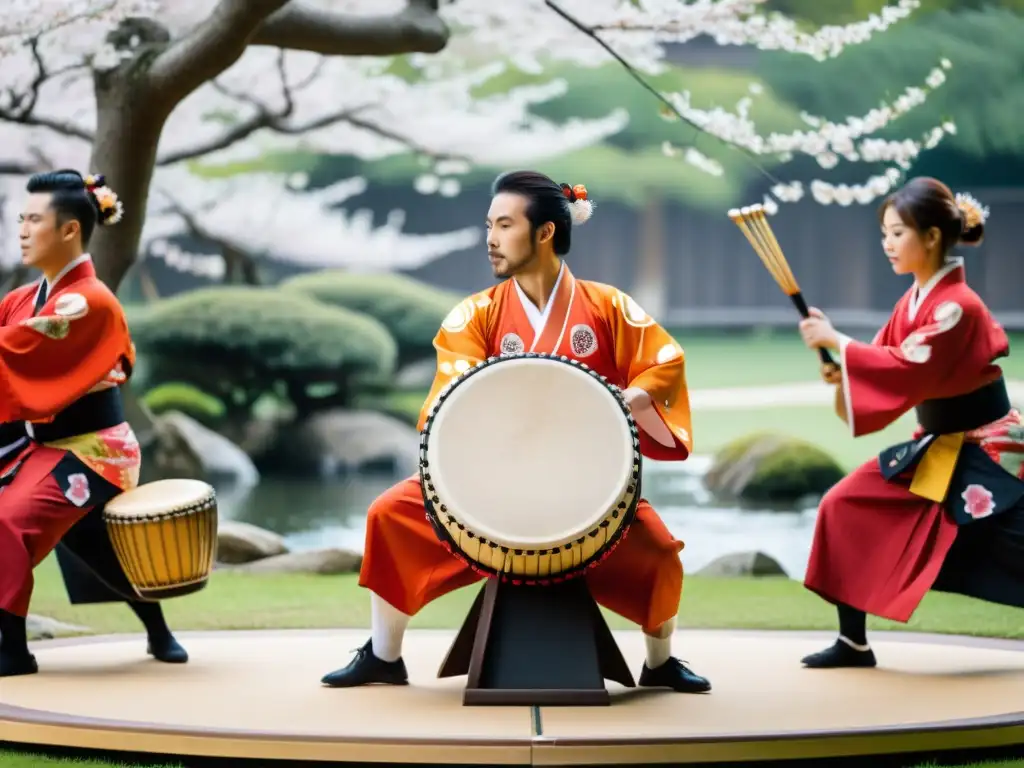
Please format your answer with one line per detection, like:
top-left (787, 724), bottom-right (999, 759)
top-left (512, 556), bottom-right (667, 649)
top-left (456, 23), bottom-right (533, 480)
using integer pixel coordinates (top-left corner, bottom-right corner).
top-left (321, 171), bottom-right (709, 694)
top-left (0, 169), bottom-right (187, 677)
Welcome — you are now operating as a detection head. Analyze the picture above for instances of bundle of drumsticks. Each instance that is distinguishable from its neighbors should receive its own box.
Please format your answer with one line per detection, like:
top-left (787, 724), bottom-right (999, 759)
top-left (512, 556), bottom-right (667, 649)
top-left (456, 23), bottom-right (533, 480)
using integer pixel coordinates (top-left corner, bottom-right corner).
top-left (728, 205), bottom-right (839, 379)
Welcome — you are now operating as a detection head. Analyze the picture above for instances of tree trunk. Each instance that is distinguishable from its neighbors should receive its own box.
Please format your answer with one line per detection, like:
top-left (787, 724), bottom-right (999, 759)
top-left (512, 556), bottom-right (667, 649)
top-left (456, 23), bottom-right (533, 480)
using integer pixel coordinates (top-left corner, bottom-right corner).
top-left (632, 197), bottom-right (667, 320)
top-left (87, 73), bottom-right (168, 292)
top-left (223, 244), bottom-right (261, 285)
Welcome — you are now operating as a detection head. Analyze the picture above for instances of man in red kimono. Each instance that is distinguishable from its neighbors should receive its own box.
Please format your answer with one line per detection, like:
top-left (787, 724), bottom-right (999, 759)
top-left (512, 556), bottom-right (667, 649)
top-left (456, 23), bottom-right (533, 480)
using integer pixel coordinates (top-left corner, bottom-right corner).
top-left (320, 171), bottom-right (710, 694)
top-left (0, 169), bottom-right (187, 677)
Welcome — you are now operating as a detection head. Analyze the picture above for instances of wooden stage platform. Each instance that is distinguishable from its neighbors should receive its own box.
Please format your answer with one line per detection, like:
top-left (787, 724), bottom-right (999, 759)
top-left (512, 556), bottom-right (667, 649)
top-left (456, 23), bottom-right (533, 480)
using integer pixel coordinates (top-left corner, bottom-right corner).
top-left (1, 628), bottom-right (1023, 765)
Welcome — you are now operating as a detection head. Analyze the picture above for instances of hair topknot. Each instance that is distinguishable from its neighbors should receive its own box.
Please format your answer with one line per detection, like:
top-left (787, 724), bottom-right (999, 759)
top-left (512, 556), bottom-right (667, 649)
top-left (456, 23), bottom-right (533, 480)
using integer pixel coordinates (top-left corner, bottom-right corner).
top-left (878, 176), bottom-right (986, 254)
top-left (492, 170), bottom-right (594, 256)
top-left (25, 169), bottom-right (123, 247)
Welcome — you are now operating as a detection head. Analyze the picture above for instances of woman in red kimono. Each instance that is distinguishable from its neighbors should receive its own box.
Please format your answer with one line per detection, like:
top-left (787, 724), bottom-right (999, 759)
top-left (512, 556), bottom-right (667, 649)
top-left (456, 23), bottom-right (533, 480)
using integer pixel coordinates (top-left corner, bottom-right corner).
top-left (797, 176), bottom-right (1024, 668)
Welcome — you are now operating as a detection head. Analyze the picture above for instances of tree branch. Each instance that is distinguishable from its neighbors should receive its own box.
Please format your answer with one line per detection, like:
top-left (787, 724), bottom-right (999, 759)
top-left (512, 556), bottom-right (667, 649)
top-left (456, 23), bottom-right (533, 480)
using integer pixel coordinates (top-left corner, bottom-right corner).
top-left (147, 0), bottom-right (292, 103)
top-left (0, 160), bottom-right (37, 175)
top-left (252, 0), bottom-right (448, 55)
top-left (0, 34), bottom-right (95, 142)
top-left (158, 104), bottom-right (469, 167)
top-left (156, 43), bottom-right (465, 167)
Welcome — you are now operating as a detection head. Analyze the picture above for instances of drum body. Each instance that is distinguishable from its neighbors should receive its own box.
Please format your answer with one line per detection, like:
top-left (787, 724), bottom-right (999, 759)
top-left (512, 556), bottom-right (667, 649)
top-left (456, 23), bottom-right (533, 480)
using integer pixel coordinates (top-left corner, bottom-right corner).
top-left (102, 478), bottom-right (218, 600)
top-left (420, 353), bottom-right (642, 584)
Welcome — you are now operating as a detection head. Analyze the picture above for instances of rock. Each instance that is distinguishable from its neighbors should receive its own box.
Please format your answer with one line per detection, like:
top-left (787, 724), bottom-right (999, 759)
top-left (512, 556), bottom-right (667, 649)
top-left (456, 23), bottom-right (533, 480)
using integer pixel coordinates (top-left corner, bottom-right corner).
top-left (704, 431), bottom-right (844, 507)
top-left (217, 521), bottom-right (289, 564)
top-left (696, 551), bottom-right (788, 577)
top-left (231, 548), bottom-right (362, 575)
top-left (272, 409), bottom-right (419, 477)
top-left (141, 410), bottom-right (260, 487)
top-left (394, 359), bottom-right (437, 390)
top-left (26, 614), bottom-right (90, 640)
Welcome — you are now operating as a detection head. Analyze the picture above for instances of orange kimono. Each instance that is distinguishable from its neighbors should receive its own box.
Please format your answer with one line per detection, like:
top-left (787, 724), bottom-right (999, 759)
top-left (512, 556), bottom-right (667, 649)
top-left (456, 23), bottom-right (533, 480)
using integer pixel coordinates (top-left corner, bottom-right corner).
top-left (0, 256), bottom-right (142, 617)
top-left (359, 262), bottom-right (692, 632)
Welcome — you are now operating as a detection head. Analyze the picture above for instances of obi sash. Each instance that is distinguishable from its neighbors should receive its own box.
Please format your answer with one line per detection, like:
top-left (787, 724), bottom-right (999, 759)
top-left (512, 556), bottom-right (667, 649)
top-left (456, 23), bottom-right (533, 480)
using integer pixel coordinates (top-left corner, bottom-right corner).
top-left (1, 387), bottom-right (125, 446)
top-left (879, 377), bottom-right (1024, 524)
top-left (0, 387), bottom-right (126, 496)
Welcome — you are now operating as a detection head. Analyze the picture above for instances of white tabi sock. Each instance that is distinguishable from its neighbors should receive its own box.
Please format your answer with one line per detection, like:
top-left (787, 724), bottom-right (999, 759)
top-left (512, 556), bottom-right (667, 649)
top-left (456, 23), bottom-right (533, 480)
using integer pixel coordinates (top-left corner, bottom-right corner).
top-left (838, 634), bottom-right (871, 652)
top-left (643, 616), bottom-right (676, 669)
top-left (370, 593), bottom-right (410, 663)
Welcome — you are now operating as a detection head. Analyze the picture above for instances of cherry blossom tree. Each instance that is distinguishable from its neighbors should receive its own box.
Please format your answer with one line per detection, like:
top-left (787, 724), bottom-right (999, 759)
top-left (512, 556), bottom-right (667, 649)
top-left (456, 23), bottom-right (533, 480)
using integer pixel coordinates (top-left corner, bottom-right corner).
top-left (0, 0), bottom-right (955, 292)
top-left (140, 168), bottom-right (483, 284)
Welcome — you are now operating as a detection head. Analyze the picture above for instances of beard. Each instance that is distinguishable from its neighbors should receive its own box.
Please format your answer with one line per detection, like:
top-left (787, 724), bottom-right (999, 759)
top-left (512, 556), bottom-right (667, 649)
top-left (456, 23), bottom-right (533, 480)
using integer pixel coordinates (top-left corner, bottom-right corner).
top-left (489, 245), bottom-right (536, 279)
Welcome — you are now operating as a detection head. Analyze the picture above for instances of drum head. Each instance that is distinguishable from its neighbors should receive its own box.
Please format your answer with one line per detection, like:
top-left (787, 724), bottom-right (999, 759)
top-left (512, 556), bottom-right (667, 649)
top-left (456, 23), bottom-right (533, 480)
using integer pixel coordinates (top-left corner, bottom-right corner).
top-left (426, 358), bottom-right (634, 549)
top-left (104, 478), bottom-right (215, 519)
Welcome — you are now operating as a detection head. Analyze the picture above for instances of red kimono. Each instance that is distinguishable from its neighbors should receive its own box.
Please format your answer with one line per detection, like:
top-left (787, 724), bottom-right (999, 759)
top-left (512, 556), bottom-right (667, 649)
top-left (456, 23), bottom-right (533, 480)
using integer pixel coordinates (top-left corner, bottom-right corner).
top-left (0, 255), bottom-right (144, 618)
top-left (360, 262), bottom-right (692, 632)
top-left (805, 259), bottom-right (1024, 622)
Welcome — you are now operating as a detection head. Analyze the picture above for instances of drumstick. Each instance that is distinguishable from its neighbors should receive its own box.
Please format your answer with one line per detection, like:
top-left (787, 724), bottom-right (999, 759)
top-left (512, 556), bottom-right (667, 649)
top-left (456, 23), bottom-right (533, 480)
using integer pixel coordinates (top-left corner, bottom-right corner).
top-left (728, 204), bottom-right (838, 370)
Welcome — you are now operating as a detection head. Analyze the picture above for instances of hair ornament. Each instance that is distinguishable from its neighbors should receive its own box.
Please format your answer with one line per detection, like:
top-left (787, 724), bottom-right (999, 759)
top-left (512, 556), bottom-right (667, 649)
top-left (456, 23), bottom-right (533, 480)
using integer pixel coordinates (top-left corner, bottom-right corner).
top-left (560, 182), bottom-right (594, 225)
top-left (954, 191), bottom-right (989, 231)
top-left (87, 174), bottom-right (124, 226)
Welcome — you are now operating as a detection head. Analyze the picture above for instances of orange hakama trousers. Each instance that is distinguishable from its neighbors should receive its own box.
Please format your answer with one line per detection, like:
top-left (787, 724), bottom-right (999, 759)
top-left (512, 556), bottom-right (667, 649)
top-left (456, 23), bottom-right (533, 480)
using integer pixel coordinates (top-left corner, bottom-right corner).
top-left (358, 476), bottom-right (684, 633)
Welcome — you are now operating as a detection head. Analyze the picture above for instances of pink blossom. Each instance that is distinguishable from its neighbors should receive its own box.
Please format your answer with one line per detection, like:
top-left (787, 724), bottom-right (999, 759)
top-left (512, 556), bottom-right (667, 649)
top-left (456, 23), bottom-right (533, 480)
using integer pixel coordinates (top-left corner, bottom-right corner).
top-left (961, 484), bottom-right (995, 520)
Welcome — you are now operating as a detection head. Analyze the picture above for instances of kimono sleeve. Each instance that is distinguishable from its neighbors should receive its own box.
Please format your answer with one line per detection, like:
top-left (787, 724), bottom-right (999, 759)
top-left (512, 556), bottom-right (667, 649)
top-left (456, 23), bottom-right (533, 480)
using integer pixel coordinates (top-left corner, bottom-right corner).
top-left (416, 294), bottom-right (490, 432)
top-left (0, 289), bottom-right (129, 423)
top-left (606, 289), bottom-right (693, 461)
top-left (839, 299), bottom-right (980, 437)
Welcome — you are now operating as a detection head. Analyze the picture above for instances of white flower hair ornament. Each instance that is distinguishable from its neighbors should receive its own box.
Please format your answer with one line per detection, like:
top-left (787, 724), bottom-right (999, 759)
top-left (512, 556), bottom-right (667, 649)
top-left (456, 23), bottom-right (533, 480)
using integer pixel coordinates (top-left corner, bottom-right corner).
top-left (954, 192), bottom-right (989, 231)
top-left (561, 182), bottom-right (594, 225)
top-left (84, 173), bottom-right (124, 226)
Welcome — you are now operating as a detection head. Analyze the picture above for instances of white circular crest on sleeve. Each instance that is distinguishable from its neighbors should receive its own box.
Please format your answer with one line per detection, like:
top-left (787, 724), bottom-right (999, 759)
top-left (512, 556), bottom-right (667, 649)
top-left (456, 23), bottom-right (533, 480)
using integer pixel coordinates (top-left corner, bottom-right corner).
top-left (616, 291), bottom-right (655, 328)
top-left (933, 301), bottom-right (963, 330)
top-left (899, 333), bottom-right (933, 363)
top-left (441, 299), bottom-right (474, 333)
top-left (54, 292), bottom-right (89, 319)
top-left (655, 343), bottom-right (681, 365)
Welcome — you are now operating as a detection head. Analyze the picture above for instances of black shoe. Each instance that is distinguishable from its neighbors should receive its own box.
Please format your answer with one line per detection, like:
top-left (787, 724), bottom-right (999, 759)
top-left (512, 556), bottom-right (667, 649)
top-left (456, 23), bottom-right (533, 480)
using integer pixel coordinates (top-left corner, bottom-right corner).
top-left (321, 639), bottom-right (409, 688)
top-left (802, 639), bottom-right (876, 669)
top-left (148, 634), bottom-right (189, 664)
top-left (638, 657), bottom-right (711, 693)
top-left (0, 651), bottom-right (38, 678)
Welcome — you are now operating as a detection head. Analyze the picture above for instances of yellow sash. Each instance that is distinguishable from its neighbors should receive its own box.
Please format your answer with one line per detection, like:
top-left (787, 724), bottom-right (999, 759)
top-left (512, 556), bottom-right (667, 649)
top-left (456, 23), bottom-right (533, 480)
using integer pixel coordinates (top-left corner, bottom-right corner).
top-left (908, 432), bottom-right (965, 502)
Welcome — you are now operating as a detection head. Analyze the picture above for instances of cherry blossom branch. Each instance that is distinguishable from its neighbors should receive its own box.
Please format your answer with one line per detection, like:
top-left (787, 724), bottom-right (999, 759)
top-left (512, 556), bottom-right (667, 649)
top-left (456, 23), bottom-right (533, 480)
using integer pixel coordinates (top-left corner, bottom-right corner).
top-left (543, 0), bottom-right (782, 185)
top-left (589, 0), bottom-right (919, 61)
top-left (252, 0), bottom-right (449, 56)
top-left (660, 60), bottom-right (952, 172)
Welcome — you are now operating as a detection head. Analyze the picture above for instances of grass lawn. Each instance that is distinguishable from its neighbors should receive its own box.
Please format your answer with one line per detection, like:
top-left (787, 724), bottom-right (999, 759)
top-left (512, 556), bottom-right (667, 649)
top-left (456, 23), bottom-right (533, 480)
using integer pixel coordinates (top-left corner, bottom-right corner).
top-left (24, 555), bottom-right (1024, 638)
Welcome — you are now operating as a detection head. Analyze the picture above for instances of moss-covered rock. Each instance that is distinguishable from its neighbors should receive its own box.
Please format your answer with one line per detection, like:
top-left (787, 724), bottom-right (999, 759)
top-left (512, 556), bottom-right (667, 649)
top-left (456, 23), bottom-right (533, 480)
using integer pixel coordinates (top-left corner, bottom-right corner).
top-left (704, 432), bottom-right (844, 507)
top-left (141, 382), bottom-right (226, 427)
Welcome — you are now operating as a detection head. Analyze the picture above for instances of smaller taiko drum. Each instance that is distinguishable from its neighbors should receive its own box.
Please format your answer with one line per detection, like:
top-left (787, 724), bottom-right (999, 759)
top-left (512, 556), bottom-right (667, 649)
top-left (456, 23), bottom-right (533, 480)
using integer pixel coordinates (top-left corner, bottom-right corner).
top-left (103, 478), bottom-right (218, 600)
top-left (419, 353), bottom-right (642, 584)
